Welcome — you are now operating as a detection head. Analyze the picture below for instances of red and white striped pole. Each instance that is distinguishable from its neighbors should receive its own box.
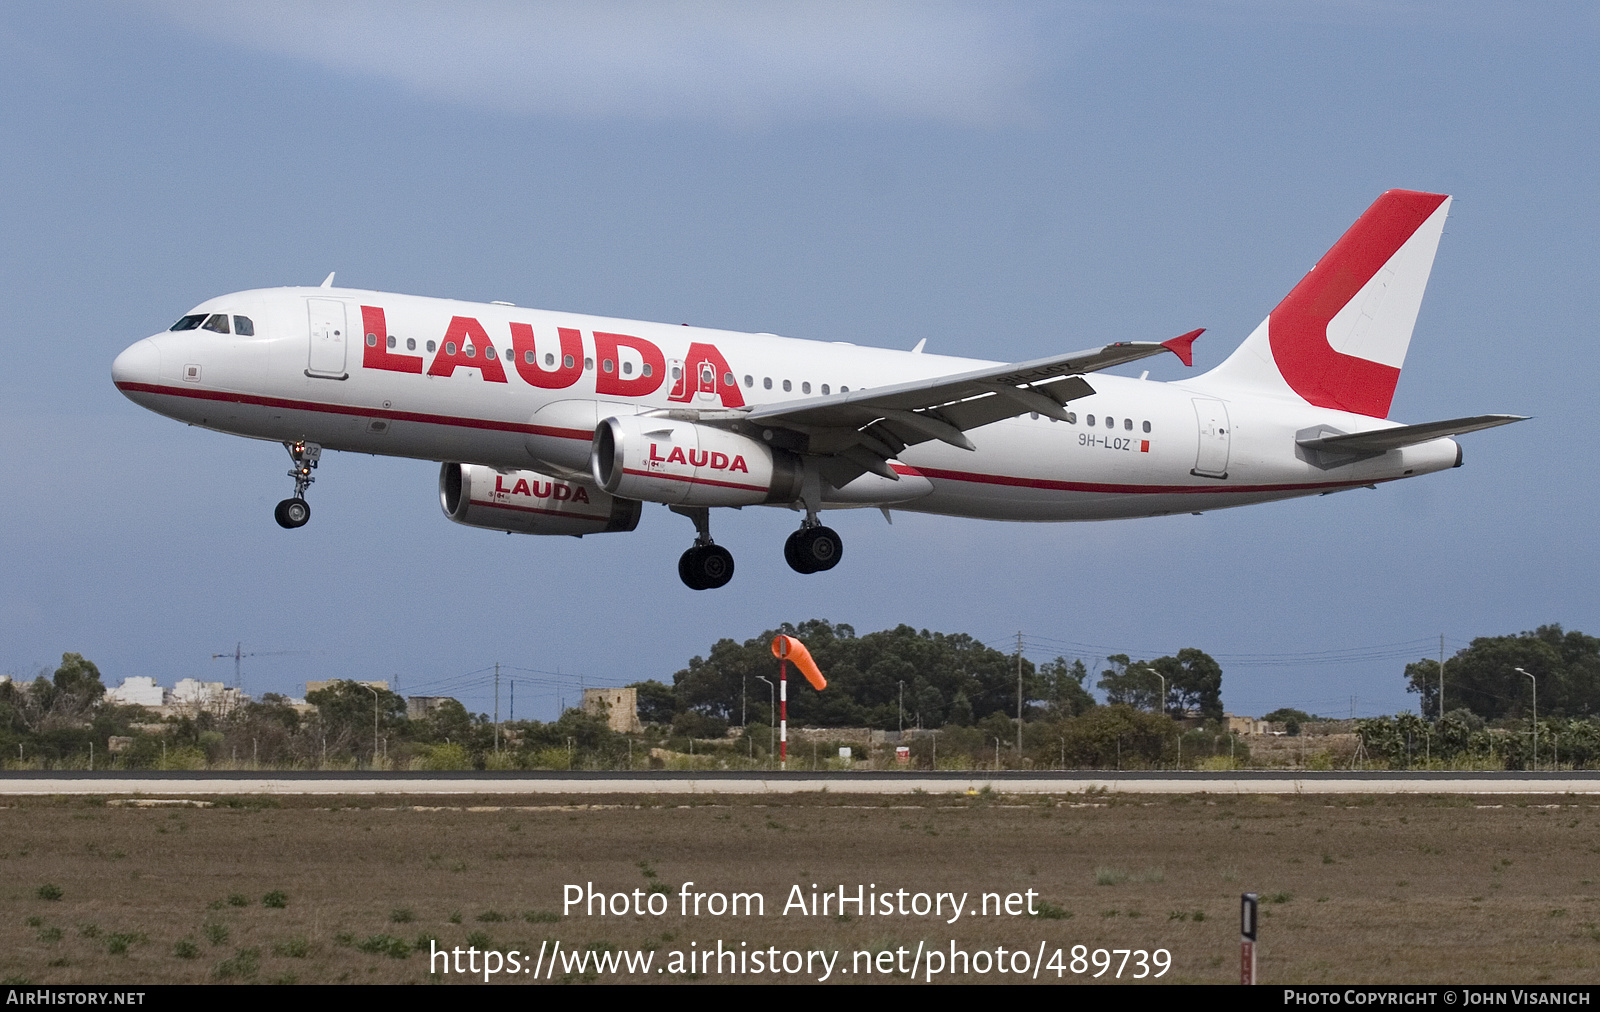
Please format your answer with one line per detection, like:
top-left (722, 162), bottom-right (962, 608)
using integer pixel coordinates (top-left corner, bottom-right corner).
top-left (780, 657), bottom-right (788, 770)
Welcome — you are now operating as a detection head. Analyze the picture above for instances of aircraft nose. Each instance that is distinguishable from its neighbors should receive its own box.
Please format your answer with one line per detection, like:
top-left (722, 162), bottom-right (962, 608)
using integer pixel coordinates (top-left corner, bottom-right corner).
top-left (112, 338), bottom-right (160, 389)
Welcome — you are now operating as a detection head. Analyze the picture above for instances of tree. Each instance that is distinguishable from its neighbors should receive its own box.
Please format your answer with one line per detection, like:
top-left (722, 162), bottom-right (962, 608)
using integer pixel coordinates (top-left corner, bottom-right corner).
top-left (1039, 657), bottom-right (1095, 717)
top-left (1262, 708), bottom-right (1313, 736)
top-left (1406, 626), bottom-right (1600, 720)
top-left (627, 680), bottom-right (677, 725)
top-left (305, 681), bottom-right (406, 762)
top-left (1156, 648), bottom-right (1224, 720)
top-left (665, 620), bottom-right (1030, 729)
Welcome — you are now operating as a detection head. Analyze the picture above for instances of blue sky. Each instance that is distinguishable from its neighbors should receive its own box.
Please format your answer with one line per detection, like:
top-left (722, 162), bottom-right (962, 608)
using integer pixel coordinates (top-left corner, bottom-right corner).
top-left (1, 2), bottom-right (1594, 721)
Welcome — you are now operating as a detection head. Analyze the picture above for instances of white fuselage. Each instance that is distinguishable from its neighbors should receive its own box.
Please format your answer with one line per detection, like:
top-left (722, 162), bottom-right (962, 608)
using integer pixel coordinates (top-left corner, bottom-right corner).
top-left (111, 286), bottom-right (1460, 521)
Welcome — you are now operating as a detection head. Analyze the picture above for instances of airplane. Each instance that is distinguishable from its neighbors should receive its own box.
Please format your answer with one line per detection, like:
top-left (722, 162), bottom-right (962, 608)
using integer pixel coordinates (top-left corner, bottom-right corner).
top-left (112, 189), bottom-right (1524, 590)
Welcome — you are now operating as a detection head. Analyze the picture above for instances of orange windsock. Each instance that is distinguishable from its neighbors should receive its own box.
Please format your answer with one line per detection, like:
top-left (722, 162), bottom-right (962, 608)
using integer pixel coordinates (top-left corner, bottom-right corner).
top-left (771, 635), bottom-right (827, 691)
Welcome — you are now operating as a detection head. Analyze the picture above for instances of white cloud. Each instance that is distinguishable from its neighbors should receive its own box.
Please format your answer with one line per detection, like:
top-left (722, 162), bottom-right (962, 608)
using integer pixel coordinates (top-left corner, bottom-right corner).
top-left (150, 0), bottom-right (1048, 126)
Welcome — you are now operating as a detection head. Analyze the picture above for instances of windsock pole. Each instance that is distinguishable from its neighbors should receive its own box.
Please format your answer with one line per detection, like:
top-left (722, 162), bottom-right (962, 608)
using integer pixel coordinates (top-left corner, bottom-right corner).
top-left (780, 658), bottom-right (788, 770)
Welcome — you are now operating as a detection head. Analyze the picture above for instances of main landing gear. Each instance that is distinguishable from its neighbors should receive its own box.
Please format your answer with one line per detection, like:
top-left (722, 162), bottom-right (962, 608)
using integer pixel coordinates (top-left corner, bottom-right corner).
top-left (784, 522), bottom-right (843, 574)
top-left (785, 466), bottom-right (842, 574)
top-left (671, 506), bottom-right (734, 591)
top-left (274, 440), bottom-right (321, 530)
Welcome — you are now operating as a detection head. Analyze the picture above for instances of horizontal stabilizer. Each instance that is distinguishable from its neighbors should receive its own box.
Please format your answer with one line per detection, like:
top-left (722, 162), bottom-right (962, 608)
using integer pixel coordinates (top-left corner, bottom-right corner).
top-left (1297, 414), bottom-right (1527, 455)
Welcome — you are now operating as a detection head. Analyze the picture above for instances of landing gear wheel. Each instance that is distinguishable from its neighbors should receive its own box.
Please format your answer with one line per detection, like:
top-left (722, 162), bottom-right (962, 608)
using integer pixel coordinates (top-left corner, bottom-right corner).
top-left (678, 545), bottom-right (735, 590)
top-left (274, 497), bottom-right (311, 529)
top-left (784, 525), bottom-right (842, 574)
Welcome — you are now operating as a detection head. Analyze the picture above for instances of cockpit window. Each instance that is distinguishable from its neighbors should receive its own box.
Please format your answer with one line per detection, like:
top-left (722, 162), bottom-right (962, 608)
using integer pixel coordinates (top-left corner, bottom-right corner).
top-left (202, 313), bottom-right (230, 334)
top-left (170, 314), bottom-right (207, 331)
top-left (233, 315), bottom-right (254, 336)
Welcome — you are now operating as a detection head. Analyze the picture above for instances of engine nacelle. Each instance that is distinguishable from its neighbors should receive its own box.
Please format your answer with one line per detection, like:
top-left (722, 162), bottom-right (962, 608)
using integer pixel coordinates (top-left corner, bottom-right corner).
top-left (440, 463), bottom-right (640, 536)
top-left (591, 415), bottom-right (801, 507)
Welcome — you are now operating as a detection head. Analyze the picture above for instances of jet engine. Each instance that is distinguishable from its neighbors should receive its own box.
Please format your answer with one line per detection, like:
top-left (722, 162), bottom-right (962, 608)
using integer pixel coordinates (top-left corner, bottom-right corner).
top-left (591, 416), bottom-right (801, 507)
top-left (439, 463), bottom-right (640, 536)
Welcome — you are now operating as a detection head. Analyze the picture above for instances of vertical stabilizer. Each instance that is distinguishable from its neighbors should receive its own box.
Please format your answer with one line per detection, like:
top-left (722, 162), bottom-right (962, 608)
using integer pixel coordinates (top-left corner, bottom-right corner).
top-left (1198, 190), bottom-right (1451, 418)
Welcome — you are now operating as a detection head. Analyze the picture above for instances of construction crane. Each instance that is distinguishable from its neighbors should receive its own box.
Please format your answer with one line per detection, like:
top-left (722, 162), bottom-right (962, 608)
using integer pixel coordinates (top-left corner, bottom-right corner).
top-left (211, 643), bottom-right (306, 692)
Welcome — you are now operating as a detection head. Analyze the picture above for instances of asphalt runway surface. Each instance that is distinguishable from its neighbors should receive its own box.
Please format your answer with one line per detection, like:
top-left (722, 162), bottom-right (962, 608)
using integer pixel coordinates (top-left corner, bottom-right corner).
top-left (3, 770), bottom-right (1599, 795)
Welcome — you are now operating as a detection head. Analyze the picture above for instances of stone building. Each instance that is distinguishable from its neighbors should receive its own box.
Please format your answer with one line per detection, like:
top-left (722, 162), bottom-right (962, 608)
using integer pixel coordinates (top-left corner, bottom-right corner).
top-left (582, 687), bottom-right (642, 733)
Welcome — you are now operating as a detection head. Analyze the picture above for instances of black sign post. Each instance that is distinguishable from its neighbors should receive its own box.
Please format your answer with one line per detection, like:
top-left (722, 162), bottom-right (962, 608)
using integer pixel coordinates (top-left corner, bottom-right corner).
top-left (1240, 892), bottom-right (1258, 985)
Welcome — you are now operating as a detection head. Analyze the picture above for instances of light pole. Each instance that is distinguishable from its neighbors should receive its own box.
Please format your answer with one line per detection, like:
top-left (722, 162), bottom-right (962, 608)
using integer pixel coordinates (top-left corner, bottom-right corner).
top-left (1140, 667), bottom-right (1167, 717)
top-left (361, 683), bottom-right (381, 768)
top-left (1516, 667), bottom-right (1536, 771)
top-left (756, 676), bottom-right (774, 766)
top-left (898, 680), bottom-right (904, 737)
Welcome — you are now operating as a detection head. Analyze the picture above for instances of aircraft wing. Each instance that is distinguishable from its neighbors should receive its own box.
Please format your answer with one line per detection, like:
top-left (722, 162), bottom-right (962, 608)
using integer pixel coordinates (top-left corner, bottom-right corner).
top-left (1296, 414), bottom-right (1527, 455)
top-left (739, 331), bottom-right (1202, 477)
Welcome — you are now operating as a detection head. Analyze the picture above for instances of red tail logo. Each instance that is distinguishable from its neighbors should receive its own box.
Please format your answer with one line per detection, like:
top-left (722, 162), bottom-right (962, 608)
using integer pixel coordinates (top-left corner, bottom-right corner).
top-left (1268, 190), bottom-right (1448, 417)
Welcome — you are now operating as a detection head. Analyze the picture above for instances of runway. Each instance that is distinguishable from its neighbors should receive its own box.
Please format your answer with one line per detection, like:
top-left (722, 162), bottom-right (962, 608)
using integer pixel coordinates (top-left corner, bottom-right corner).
top-left (3, 770), bottom-right (1599, 795)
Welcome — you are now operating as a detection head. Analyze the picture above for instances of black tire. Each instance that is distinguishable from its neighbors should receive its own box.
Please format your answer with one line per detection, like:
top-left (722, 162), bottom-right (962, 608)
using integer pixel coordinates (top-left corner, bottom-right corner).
top-left (784, 528), bottom-right (816, 574)
top-left (678, 547), bottom-right (706, 590)
top-left (805, 526), bottom-right (843, 571)
top-left (274, 497), bottom-right (311, 529)
top-left (698, 545), bottom-right (735, 589)
top-left (680, 544), bottom-right (734, 590)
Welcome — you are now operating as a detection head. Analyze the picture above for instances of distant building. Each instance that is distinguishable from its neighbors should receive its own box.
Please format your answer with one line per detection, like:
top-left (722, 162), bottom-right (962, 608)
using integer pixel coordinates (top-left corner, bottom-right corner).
top-left (583, 687), bottom-right (642, 734)
top-left (1226, 713), bottom-right (1268, 736)
top-left (106, 677), bottom-right (164, 708)
top-left (407, 696), bottom-right (457, 721)
top-left (305, 680), bottom-right (390, 695)
top-left (169, 679), bottom-right (247, 716)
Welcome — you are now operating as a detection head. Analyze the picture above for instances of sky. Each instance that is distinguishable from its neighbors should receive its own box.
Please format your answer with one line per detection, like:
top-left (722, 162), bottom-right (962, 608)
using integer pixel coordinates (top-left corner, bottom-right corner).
top-left (0, 1), bottom-right (1595, 721)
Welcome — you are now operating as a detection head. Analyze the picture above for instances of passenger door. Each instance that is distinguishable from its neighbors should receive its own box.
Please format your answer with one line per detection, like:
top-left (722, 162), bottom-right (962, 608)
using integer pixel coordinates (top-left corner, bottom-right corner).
top-left (306, 299), bottom-right (348, 379)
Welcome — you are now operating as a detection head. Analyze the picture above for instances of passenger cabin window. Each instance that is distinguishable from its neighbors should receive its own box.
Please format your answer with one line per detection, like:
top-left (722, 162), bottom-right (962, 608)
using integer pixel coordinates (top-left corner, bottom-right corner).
top-left (763, 377), bottom-right (772, 390)
top-left (1143, 421), bottom-right (1151, 433)
top-left (232, 315), bottom-right (254, 336)
top-left (782, 379), bottom-right (792, 392)
top-left (426, 340), bottom-right (436, 353)
top-left (202, 313), bottom-right (230, 334)
top-left (1124, 418), bottom-right (1133, 431)
top-left (170, 314), bottom-right (207, 331)
top-left (801, 382), bottom-right (811, 394)
top-left (1104, 416), bottom-right (1114, 429)
top-left (1065, 412), bottom-right (1077, 423)
top-left (1086, 414), bottom-right (1095, 426)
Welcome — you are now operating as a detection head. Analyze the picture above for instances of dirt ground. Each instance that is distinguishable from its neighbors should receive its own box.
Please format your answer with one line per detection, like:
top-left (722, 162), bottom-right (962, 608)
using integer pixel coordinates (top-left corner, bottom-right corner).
top-left (2, 791), bottom-right (1597, 985)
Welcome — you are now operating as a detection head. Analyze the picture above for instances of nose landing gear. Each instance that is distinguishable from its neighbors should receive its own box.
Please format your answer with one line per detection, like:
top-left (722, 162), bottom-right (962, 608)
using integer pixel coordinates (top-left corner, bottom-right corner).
top-left (274, 440), bottom-right (321, 530)
top-left (671, 505), bottom-right (734, 590)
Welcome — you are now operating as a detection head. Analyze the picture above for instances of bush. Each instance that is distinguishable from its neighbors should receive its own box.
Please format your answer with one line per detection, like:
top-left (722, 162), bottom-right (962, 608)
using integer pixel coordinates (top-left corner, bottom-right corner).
top-left (226, 893), bottom-right (249, 908)
top-left (389, 908), bottom-right (414, 924)
top-left (36, 884), bottom-right (62, 901)
top-left (272, 935), bottom-right (312, 958)
top-left (173, 938), bottom-right (199, 959)
top-left (412, 742), bottom-right (473, 771)
top-left (356, 934), bottom-right (410, 959)
top-left (262, 891), bottom-right (287, 909)
top-left (213, 948), bottom-right (260, 980)
top-left (203, 923), bottom-right (229, 946)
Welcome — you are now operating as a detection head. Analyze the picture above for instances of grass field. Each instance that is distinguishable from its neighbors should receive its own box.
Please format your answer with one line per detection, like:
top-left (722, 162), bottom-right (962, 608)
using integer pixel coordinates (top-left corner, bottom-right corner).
top-left (2, 791), bottom-right (1597, 985)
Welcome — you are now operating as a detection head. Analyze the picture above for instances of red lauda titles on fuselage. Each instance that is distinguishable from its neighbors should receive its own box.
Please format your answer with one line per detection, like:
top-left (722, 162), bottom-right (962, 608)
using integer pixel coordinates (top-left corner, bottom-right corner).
top-left (359, 306), bottom-right (742, 407)
top-left (491, 473), bottom-right (592, 503)
top-left (648, 442), bottom-right (750, 474)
